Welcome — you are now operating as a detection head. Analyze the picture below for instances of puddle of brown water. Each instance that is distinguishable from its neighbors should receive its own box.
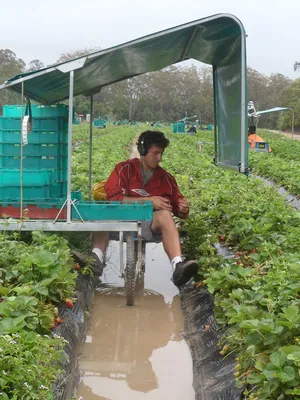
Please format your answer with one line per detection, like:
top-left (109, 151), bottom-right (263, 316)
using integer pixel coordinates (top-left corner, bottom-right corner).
top-left (76, 243), bottom-right (195, 400)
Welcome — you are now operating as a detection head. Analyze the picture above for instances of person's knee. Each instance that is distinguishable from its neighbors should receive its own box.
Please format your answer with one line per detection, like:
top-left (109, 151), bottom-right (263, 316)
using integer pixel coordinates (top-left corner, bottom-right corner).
top-left (154, 210), bottom-right (175, 227)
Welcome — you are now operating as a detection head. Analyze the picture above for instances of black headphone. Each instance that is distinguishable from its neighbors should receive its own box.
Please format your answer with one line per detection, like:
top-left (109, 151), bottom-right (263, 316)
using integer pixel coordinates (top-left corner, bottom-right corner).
top-left (138, 136), bottom-right (148, 156)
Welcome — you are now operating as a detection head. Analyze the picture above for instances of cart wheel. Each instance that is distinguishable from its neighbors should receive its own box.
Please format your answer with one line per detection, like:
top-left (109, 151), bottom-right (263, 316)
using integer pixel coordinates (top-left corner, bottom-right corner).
top-left (125, 234), bottom-right (136, 306)
top-left (134, 239), bottom-right (145, 294)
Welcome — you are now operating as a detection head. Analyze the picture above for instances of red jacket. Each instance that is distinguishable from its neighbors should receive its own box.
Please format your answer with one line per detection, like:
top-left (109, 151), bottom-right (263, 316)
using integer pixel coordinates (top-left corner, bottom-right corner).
top-left (104, 158), bottom-right (186, 217)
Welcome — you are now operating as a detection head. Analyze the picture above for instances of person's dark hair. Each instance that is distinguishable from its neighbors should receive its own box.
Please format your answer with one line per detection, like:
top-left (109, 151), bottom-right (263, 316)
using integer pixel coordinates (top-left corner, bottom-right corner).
top-left (136, 130), bottom-right (169, 156)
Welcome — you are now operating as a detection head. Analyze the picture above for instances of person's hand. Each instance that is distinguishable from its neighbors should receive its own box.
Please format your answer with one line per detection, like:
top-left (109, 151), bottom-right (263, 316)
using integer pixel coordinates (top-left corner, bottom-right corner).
top-left (149, 196), bottom-right (172, 211)
top-left (177, 198), bottom-right (189, 215)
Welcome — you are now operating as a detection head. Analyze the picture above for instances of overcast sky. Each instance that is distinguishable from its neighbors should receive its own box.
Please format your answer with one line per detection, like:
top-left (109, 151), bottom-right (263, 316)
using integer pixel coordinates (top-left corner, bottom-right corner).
top-left (1, 0), bottom-right (299, 79)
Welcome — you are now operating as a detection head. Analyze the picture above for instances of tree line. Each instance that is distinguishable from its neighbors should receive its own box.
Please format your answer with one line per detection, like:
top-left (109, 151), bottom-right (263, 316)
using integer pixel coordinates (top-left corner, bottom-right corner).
top-left (0, 48), bottom-right (298, 129)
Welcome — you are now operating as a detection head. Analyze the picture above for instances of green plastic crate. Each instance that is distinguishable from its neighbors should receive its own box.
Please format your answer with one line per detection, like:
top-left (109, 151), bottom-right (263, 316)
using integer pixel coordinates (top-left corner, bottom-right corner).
top-left (71, 190), bottom-right (82, 201)
top-left (0, 155), bottom-right (68, 169)
top-left (93, 119), bottom-right (106, 128)
top-left (3, 104), bottom-right (70, 118)
top-left (172, 122), bottom-right (185, 133)
top-left (0, 169), bottom-right (52, 186)
top-left (0, 185), bottom-right (51, 201)
top-left (0, 170), bottom-right (52, 201)
top-left (72, 201), bottom-right (153, 221)
top-left (0, 130), bottom-right (68, 144)
top-left (0, 117), bottom-right (68, 131)
top-left (0, 143), bottom-right (68, 157)
top-left (51, 182), bottom-right (67, 198)
top-left (50, 168), bottom-right (68, 182)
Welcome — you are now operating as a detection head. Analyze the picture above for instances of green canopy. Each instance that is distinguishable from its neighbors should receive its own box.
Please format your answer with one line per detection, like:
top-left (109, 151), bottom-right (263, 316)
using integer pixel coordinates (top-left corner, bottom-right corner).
top-left (0, 13), bottom-right (248, 172)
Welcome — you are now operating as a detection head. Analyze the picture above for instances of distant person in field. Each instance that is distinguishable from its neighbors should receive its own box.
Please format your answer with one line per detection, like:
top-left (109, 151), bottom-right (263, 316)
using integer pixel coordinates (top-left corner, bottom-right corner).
top-left (248, 129), bottom-right (272, 152)
top-left (187, 126), bottom-right (197, 134)
top-left (90, 130), bottom-right (198, 287)
top-left (248, 100), bottom-right (258, 136)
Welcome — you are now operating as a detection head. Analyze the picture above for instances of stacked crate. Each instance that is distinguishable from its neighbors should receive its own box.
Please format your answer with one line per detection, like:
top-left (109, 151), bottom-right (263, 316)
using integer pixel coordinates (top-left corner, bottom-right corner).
top-left (0, 104), bottom-right (69, 218)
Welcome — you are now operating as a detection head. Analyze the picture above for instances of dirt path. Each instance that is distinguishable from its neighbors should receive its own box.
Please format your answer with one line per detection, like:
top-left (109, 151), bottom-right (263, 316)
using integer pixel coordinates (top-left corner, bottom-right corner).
top-left (267, 130), bottom-right (300, 141)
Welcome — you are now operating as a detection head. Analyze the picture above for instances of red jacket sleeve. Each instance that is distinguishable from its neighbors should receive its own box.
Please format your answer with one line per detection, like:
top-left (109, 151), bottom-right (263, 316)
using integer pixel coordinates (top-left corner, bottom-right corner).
top-left (165, 173), bottom-right (189, 218)
top-left (104, 161), bottom-right (131, 201)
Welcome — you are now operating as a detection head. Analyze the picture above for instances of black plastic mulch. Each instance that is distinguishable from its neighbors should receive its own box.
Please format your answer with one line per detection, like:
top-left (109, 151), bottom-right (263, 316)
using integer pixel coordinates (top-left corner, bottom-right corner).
top-left (180, 284), bottom-right (242, 400)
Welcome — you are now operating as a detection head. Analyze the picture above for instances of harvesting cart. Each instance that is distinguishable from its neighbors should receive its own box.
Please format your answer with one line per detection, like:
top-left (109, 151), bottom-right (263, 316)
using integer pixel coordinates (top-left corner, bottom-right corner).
top-left (0, 13), bottom-right (249, 305)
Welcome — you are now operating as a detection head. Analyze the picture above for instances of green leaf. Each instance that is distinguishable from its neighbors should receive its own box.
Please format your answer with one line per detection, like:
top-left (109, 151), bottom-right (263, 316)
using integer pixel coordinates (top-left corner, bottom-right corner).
top-left (278, 366), bottom-right (295, 382)
top-left (255, 354), bottom-right (268, 371)
top-left (0, 285), bottom-right (10, 296)
top-left (281, 305), bottom-right (299, 322)
top-left (285, 388), bottom-right (300, 395)
top-left (280, 345), bottom-right (300, 355)
top-left (36, 285), bottom-right (49, 296)
top-left (0, 316), bottom-right (26, 334)
top-left (246, 345), bottom-right (256, 356)
top-left (287, 351), bottom-right (300, 362)
top-left (270, 350), bottom-right (286, 369)
top-left (247, 373), bottom-right (263, 384)
top-left (240, 319), bottom-right (259, 329)
top-left (40, 278), bottom-right (55, 287)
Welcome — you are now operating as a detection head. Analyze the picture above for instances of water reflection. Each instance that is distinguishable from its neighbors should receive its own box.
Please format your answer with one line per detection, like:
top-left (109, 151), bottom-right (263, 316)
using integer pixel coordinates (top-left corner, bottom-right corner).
top-left (77, 243), bottom-right (195, 400)
top-left (79, 289), bottom-right (182, 393)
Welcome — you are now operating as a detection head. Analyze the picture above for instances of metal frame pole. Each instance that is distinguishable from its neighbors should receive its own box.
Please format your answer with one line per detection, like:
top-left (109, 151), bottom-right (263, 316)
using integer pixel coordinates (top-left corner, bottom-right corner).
top-left (88, 94), bottom-right (93, 200)
top-left (279, 111), bottom-right (282, 134)
top-left (290, 108), bottom-right (295, 140)
top-left (20, 82), bottom-right (24, 220)
top-left (212, 65), bottom-right (218, 164)
top-left (67, 70), bottom-right (74, 223)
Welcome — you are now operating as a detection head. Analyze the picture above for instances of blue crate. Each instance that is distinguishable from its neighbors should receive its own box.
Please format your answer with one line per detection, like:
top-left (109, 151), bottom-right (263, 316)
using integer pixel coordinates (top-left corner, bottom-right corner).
top-left (50, 169), bottom-right (68, 182)
top-left (51, 182), bottom-right (67, 198)
top-left (0, 143), bottom-right (68, 157)
top-left (0, 169), bottom-right (52, 186)
top-left (72, 201), bottom-right (153, 221)
top-left (3, 104), bottom-right (70, 118)
top-left (0, 170), bottom-right (52, 201)
top-left (0, 129), bottom-right (68, 144)
top-left (0, 185), bottom-right (51, 201)
top-left (0, 155), bottom-right (68, 169)
top-left (0, 117), bottom-right (68, 132)
top-left (71, 190), bottom-right (82, 201)
top-left (255, 142), bottom-right (270, 152)
top-left (93, 119), bottom-right (106, 128)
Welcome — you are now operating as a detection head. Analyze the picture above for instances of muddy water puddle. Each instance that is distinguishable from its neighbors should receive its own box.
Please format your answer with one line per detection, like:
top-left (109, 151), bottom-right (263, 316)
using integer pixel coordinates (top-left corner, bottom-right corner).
top-left (76, 243), bottom-right (195, 400)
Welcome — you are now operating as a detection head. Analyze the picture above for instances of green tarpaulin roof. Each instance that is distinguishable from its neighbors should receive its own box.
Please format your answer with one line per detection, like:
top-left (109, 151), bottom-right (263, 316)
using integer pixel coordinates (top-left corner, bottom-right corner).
top-left (1, 13), bottom-right (244, 104)
top-left (0, 13), bottom-right (248, 172)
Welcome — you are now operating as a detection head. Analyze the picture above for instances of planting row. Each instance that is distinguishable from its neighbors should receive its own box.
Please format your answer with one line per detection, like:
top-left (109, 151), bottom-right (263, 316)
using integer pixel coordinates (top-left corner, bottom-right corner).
top-left (249, 130), bottom-right (300, 197)
top-left (72, 124), bottom-right (138, 198)
top-left (0, 126), bottom-right (137, 399)
top-left (0, 232), bottom-right (76, 400)
top-left (161, 130), bottom-right (300, 399)
top-left (194, 128), bottom-right (300, 198)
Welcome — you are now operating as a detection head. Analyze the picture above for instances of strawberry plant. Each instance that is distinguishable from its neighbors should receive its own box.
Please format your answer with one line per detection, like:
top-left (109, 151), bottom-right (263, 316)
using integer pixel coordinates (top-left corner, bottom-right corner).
top-left (0, 331), bottom-right (67, 400)
top-left (159, 128), bottom-right (300, 398)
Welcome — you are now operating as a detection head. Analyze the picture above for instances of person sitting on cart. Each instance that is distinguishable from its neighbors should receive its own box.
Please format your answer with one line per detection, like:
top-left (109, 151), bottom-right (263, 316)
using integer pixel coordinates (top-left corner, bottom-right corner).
top-left (89, 130), bottom-right (198, 287)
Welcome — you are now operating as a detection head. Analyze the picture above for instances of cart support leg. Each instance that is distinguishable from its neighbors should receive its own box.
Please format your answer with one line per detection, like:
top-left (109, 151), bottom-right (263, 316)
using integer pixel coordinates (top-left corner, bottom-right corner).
top-left (119, 231), bottom-right (124, 278)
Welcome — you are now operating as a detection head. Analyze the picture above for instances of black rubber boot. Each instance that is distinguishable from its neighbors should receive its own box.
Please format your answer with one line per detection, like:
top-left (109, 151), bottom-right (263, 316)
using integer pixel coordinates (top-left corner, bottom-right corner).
top-left (72, 250), bottom-right (104, 278)
top-left (172, 260), bottom-right (198, 287)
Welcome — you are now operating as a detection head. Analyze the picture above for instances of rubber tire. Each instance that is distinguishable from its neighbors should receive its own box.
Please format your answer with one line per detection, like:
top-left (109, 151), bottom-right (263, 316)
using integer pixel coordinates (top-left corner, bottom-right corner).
top-left (125, 234), bottom-right (136, 306)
